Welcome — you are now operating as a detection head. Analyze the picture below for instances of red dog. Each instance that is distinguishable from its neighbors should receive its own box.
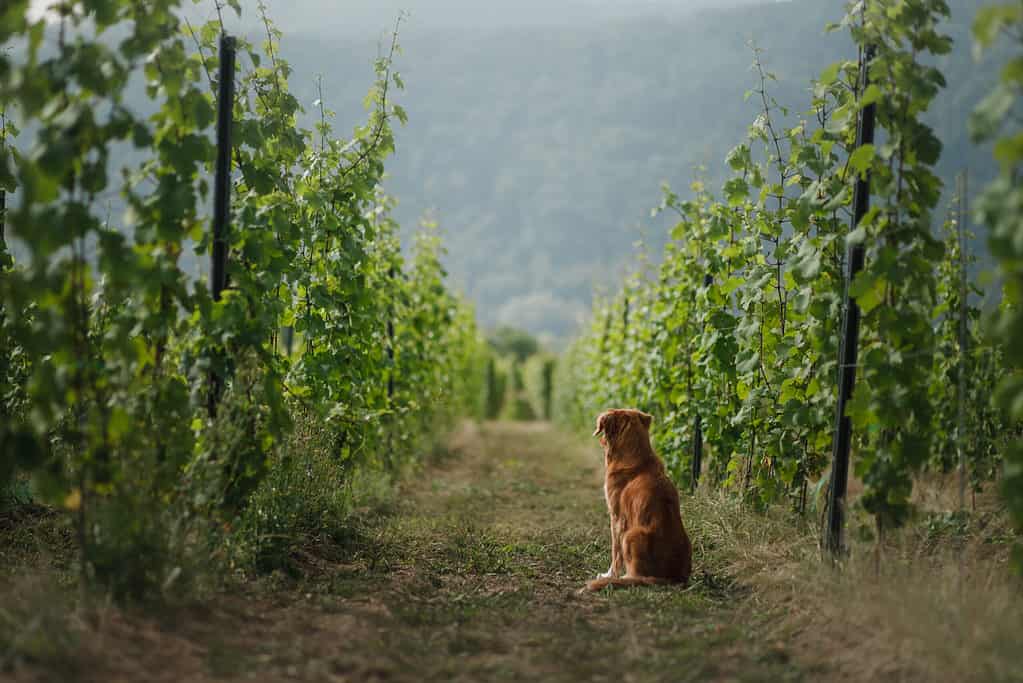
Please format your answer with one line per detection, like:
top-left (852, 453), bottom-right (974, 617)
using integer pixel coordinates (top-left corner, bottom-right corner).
top-left (585, 409), bottom-right (692, 591)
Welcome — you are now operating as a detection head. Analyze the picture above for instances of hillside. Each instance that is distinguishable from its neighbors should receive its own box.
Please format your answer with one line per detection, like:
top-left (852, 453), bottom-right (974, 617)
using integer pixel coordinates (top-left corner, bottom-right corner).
top-left (263, 0), bottom-right (998, 342)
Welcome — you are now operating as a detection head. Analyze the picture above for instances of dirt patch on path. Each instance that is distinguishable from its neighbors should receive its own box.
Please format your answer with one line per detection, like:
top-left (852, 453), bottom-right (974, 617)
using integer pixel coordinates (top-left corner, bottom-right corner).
top-left (3, 422), bottom-right (807, 682)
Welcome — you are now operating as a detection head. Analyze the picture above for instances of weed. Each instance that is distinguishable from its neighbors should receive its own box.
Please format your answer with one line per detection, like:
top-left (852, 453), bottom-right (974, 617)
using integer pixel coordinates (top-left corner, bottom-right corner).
top-left (0, 575), bottom-right (79, 677)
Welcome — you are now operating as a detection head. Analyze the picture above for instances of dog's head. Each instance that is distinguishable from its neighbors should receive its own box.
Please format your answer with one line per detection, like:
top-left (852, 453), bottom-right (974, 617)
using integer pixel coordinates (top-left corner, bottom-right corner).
top-left (592, 409), bottom-right (653, 450)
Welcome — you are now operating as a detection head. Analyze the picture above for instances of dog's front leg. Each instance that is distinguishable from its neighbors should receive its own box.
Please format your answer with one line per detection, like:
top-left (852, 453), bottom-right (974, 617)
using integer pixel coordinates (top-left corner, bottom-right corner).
top-left (598, 515), bottom-right (621, 578)
top-left (610, 517), bottom-right (624, 576)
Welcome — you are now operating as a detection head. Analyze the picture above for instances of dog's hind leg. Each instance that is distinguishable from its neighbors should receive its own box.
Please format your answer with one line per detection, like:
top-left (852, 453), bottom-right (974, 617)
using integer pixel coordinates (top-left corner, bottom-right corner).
top-left (620, 527), bottom-right (656, 579)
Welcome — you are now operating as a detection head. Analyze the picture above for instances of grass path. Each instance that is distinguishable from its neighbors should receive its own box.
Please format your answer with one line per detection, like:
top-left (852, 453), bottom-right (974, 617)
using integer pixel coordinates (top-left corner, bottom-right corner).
top-left (5, 422), bottom-right (809, 682)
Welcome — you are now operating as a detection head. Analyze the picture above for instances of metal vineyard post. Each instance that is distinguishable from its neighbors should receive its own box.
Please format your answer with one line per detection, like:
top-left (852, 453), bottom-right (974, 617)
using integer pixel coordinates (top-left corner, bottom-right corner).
top-left (824, 45), bottom-right (877, 556)
top-left (209, 33), bottom-right (236, 418)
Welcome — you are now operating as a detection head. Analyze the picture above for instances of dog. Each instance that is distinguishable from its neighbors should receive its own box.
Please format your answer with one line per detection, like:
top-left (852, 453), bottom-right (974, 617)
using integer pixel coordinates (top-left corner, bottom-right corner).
top-left (584, 408), bottom-right (692, 591)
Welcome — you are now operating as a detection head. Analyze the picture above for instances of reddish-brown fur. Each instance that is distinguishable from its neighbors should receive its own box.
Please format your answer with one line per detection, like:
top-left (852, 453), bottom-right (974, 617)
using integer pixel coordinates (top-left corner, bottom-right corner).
top-left (584, 409), bottom-right (692, 591)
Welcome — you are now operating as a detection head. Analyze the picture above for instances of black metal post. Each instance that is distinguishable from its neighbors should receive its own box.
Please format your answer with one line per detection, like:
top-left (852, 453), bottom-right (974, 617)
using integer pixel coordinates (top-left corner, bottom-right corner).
top-left (0, 108), bottom-right (8, 268)
top-left (824, 45), bottom-right (876, 556)
top-left (691, 273), bottom-right (713, 492)
top-left (387, 266), bottom-right (397, 401)
top-left (691, 416), bottom-right (703, 491)
top-left (387, 319), bottom-right (396, 399)
top-left (284, 326), bottom-right (294, 356)
top-left (208, 33), bottom-right (236, 418)
top-left (541, 359), bottom-right (555, 421)
top-left (956, 171), bottom-right (968, 517)
top-left (211, 33), bottom-right (236, 302)
top-left (0, 182), bottom-right (6, 263)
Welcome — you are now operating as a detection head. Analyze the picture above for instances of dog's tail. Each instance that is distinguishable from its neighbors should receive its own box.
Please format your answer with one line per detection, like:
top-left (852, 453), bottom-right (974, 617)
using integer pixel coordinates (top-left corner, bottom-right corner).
top-left (583, 576), bottom-right (674, 592)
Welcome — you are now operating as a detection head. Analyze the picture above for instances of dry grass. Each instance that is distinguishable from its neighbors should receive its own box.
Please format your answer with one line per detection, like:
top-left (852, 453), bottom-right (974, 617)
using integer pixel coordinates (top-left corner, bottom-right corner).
top-left (0, 421), bottom-right (806, 682)
top-left (685, 479), bottom-right (1023, 682)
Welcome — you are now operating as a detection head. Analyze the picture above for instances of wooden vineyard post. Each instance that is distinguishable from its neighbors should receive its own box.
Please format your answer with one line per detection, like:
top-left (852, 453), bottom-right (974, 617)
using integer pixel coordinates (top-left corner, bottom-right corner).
top-left (208, 33), bottom-right (236, 418)
top-left (691, 273), bottom-right (713, 492)
top-left (824, 45), bottom-right (876, 557)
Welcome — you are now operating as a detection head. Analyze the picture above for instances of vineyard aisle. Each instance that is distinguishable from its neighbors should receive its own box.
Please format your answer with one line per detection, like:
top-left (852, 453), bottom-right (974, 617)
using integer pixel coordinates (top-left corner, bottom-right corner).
top-left (9, 422), bottom-right (812, 682)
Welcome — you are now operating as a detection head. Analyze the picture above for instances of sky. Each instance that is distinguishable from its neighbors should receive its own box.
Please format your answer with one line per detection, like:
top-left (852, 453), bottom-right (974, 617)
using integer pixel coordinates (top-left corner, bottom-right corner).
top-left (28, 1), bottom-right (761, 34)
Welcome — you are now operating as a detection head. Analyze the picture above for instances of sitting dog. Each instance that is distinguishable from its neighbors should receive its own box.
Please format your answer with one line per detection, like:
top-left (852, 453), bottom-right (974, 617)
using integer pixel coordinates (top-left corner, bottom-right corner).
top-left (584, 409), bottom-right (692, 591)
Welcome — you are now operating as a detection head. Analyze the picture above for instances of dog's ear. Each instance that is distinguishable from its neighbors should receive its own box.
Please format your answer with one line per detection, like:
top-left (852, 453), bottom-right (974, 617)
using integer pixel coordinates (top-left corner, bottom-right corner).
top-left (638, 412), bottom-right (653, 430)
top-left (594, 410), bottom-right (621, 439)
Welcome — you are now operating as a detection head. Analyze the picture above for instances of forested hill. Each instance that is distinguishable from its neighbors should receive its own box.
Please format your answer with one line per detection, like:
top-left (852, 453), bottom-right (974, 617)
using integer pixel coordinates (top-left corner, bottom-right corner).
top-left (227, 0), bottom-right (1001, 341)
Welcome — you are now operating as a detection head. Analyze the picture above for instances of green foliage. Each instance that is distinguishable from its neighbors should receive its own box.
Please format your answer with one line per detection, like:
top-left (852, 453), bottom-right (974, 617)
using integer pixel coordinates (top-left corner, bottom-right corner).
top-left (234, 403), bottom-right (364, 574)
top-left (522, 354), bottom-right (557, 420)
top-left (929, 187), bottom-right (1006, 488)
top-left (502, 360), bottom-right (536, 421)
top-left (487, 326), bottom-right (540, 362)
top-left (555, 1), bottom-right (1010, 530)
top-left (0, 1), bottom-right (485, 598)
top-left (970, 1), bottom-right (1023, 564)
top-left (844, 0), bottom-right (949, 529)
top-left (484, 356), bottom-right (506, 420)
top-left (273, 0), bottom-right (993, 342)
top-left (482, 326), bottom-right (543, 421)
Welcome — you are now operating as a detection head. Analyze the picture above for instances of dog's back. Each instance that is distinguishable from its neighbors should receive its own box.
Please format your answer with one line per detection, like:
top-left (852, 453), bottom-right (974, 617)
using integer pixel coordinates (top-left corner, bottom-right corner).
top-left (611, 449), bottom-right (691, 583)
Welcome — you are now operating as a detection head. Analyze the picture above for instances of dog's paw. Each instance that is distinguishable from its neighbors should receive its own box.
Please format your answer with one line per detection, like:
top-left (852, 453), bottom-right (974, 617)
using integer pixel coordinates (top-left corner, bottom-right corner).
top-left (597, 569), bottom-right (613, 579)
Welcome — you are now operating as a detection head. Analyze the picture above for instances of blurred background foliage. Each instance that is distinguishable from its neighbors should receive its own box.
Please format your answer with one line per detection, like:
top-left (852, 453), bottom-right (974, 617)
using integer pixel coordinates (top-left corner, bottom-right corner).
top-left (228, 0), bottom-right (1001, 343)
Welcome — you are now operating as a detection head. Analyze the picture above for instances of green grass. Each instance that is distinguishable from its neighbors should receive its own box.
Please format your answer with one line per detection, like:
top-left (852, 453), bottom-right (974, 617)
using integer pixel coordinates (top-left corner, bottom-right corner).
top-left (11, 420), bottom-right (1017, 681)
